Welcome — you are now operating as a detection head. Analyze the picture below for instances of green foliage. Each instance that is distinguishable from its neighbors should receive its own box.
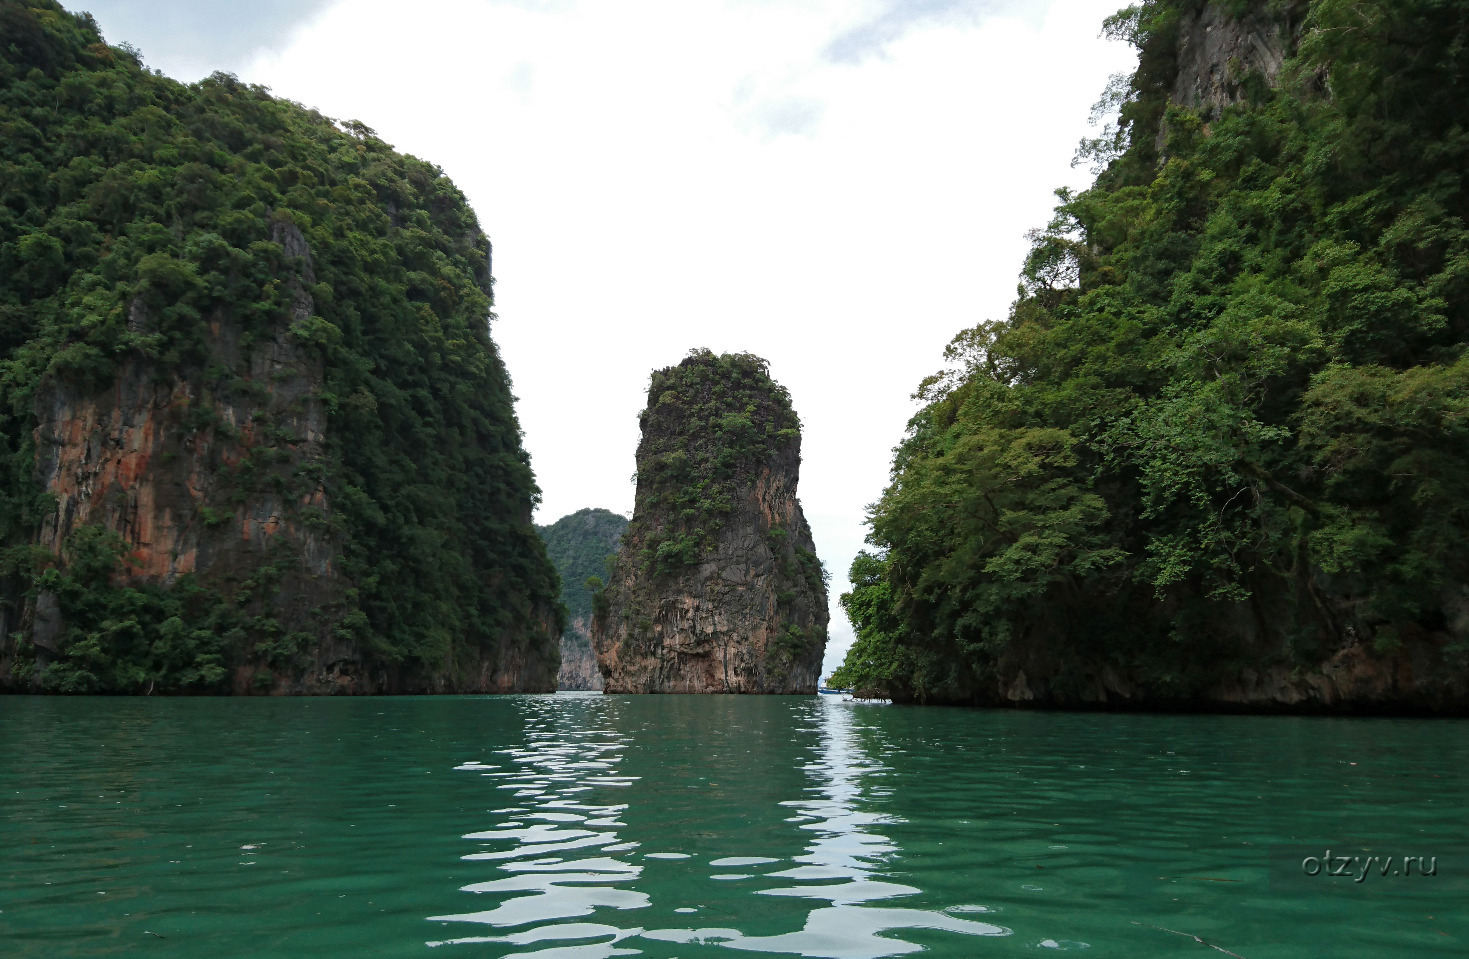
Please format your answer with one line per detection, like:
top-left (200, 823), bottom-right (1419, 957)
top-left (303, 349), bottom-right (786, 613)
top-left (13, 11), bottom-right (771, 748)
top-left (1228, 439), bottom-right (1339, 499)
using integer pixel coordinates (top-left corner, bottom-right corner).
top-left (587, 576), bottom-right (610, 621)
top-left (196, 505), bottom-right (233, 529)
top-left (829, 552), bottom-right (920, 694)
top-left (628, 349), bottom-right (800, 575)
top-left (793, 546), bottom-right (828, 594)
top-left (834, 0), bottom-right (1469, 700)
top-left (0, 1), bottom-right (559, 688)
top-left (28, 526), bottom-right (231, 692)
top-left (769, 623), bottom-right (818, 667)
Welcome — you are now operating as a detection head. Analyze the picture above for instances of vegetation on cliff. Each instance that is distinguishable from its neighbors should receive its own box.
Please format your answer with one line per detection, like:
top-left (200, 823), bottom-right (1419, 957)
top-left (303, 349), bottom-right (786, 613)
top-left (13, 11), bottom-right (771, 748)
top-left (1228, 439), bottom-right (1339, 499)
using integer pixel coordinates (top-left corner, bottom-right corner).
top-left (0, 0), bottom-right (561, 692)
top-left (832, 0), bottom-right (1469, 703)
top-left (624, 350), bottom-right (802, 577)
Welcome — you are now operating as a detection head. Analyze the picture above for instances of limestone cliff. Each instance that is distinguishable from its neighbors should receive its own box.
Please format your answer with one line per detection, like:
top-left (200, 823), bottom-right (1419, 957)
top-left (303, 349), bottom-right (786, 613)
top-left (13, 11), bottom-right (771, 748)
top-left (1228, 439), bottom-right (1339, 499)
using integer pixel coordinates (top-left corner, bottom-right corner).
top-left (831, 0), bottom-right (1469, 714)
top-left (0, 4), bottom-right (561, 694)
top-left (592, 351), bottom-right (828, 694)
top-left (536, 508), bottom-right (629, 691)
top-left (969, 0), bottom-right (1467, 714)
top-left (27, 248), bottom-right (344, 690)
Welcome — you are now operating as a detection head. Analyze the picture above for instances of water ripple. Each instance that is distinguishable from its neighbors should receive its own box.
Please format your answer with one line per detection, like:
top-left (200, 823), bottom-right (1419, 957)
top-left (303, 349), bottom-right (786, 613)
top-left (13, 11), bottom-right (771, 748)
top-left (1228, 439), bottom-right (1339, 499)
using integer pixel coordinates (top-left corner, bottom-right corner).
top-left (429, 703), bottom-right (646, 951)
top-left (6, 697), bottom-right (1463, 956)
top-left (648, 700), bottom-right (1009, 957)
top-left (431, 698), bottom-right (1008, 957)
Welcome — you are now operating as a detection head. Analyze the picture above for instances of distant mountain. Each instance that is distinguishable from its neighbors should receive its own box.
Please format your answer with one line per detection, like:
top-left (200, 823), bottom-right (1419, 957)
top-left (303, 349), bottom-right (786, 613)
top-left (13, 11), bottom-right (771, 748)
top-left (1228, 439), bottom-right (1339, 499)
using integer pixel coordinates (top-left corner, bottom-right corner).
top-left (537, 509), bottom-right (627, 690)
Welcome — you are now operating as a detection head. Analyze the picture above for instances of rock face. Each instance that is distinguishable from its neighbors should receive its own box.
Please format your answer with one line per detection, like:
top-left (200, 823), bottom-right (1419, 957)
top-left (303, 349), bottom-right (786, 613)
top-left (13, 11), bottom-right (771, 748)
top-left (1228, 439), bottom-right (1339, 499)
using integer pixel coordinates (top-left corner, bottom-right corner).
top-left (592, 351), bottom-right (828, 694)
top-left (1169, 1), bottom-right (1294, 118)
top-left (536, 508), bottom-right (629, 691)
top-left (28, 218), bottom-right (332, 649)
top-left (28, 306), bottom-right (340, 684)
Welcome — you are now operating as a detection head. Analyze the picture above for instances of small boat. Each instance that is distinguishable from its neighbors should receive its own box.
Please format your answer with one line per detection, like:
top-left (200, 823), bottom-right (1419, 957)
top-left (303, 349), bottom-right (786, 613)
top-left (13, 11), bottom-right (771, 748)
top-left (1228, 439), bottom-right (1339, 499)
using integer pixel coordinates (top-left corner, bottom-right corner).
top-left (817, 686), bottom-right (851, 695)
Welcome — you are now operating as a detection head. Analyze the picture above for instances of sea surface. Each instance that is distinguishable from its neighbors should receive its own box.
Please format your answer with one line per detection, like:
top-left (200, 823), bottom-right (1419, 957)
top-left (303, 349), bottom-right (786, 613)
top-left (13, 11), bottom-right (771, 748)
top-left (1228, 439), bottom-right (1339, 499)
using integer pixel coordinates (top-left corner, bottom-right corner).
top-left (1, 694), bottom-right (1465, 958)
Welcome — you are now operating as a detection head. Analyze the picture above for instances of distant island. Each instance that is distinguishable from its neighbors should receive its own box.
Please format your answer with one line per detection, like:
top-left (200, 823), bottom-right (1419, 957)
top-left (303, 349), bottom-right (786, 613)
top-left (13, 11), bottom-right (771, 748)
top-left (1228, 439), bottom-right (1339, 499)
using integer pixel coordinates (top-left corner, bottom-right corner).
top-left (536, 508), bottom-right (627, 690)
top-left (830, 0), bottom-right (1469, 714)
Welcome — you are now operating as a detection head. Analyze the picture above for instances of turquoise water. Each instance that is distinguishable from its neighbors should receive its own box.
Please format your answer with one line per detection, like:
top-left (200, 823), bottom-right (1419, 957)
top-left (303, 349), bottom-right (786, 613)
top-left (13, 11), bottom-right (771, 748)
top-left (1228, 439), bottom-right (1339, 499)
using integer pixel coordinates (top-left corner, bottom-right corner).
top-left (1, 694), bottom-right (1465, 958)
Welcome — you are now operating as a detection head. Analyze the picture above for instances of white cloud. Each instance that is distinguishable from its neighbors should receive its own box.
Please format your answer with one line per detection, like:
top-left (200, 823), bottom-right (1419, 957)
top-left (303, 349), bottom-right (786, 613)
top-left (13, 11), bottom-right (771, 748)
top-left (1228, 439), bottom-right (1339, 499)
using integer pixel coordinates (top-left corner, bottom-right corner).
top-left (746, 96), bottom-right (827, 138)
top-left (219, 0), bottom-right (1135, 678)
top-left (822, 0), bottom-right (1036, 64)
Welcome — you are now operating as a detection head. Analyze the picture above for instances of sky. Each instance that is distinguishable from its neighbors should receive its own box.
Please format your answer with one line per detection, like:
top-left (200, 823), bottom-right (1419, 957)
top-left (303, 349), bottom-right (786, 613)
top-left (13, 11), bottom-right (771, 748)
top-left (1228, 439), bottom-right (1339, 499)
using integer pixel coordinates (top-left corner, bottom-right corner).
top-left (76, 0), bottom-right (1138, 679)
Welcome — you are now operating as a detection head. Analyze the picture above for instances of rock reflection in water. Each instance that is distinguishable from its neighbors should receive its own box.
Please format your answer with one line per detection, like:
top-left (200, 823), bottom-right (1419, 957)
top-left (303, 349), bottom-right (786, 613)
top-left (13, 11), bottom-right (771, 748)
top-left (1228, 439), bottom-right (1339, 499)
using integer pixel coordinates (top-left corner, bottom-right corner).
top-left (645, 698), bottom-right (1008, 957)
top-left (427, 698), bottom-right (647, 954)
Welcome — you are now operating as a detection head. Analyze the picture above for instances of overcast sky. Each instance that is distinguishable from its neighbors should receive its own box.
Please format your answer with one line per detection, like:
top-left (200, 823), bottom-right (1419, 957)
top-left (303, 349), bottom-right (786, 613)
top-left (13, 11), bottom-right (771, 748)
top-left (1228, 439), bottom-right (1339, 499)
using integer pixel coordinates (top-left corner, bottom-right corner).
top-left (76, 0), bottom-right (1137, 678)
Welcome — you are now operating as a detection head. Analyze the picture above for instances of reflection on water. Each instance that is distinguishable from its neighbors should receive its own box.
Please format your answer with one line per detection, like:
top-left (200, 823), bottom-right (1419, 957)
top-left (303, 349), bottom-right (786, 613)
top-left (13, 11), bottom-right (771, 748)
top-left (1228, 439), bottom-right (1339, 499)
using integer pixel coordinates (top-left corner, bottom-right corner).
top-left (645, 701), bottom-right (1008, 957)
top-left (428, 697), bottom-right (645, 954)
top-left (430, 697), bottom-right (1006, 957)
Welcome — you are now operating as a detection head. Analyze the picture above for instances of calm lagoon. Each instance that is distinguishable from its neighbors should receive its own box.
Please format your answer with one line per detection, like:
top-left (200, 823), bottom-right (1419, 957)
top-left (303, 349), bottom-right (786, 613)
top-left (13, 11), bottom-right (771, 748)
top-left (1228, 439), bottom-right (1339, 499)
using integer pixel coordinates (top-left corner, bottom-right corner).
top-left (1, 694), bottom-right (1465, 957)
